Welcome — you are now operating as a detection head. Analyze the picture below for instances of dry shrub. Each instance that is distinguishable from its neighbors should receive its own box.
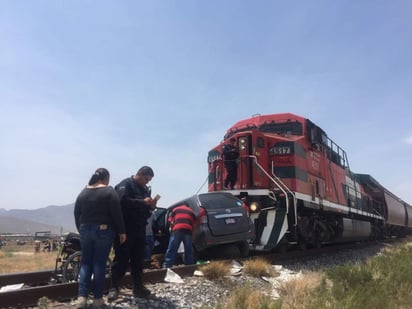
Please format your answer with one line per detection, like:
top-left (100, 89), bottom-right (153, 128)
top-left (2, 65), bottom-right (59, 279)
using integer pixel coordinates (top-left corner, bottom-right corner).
top-left (37, 296), bottom-right (50, 309)
top-left (276, 271), bottom-right (323, 309)
top-left (199, 261), bottom-right (230, 281)
top-left (243, 258), bottom-right (276, 277)
top-left (218, 285), bottom-right (278, 309)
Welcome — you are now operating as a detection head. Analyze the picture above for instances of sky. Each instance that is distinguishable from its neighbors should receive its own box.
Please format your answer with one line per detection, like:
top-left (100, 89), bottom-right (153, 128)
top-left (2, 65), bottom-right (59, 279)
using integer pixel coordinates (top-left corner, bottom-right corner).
top-left (0, 1), bottom-right (411, 210)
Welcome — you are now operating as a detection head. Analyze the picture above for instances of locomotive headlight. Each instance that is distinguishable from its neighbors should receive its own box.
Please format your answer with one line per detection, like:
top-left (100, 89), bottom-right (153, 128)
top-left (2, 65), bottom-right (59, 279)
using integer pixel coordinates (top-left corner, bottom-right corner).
top-left (239, 137), bottom-right (247, 150)
top-left (249, 202), bottom-right (260, 213)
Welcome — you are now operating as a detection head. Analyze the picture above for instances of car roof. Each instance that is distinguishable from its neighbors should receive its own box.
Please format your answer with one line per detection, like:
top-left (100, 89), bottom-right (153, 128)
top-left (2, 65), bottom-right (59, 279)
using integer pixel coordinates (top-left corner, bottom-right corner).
top-left (166, 192), bottom-right (236, 209)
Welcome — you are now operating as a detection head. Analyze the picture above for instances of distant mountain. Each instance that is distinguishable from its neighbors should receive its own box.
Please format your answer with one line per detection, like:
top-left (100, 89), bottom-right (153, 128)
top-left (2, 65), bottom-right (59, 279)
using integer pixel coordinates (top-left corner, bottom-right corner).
top-left (0, 204), bottom-right (77, 235)
top-left (0, 216), bottom-right (67, 235)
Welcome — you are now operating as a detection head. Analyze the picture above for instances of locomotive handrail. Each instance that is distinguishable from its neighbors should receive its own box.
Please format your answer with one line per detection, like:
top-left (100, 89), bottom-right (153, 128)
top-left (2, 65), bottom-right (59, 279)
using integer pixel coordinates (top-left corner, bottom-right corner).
top-left (244, 155), bottom-right (297, 226)
top-left (206, 158), bottom-right (223, 192)
top-left (269, 161), bottom-right (295, 198)
top-left (269, 159), bottom-right (298, 228)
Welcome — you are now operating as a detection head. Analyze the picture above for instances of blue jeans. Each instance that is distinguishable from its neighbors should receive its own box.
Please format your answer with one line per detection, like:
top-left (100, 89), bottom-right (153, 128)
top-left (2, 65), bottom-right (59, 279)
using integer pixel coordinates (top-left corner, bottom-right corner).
top-left (145, 235), bottom-right (155, 261)
top-left (78, 224), bottom-right (114, 299)
top-left (163, 230), bottom-right (194, 268)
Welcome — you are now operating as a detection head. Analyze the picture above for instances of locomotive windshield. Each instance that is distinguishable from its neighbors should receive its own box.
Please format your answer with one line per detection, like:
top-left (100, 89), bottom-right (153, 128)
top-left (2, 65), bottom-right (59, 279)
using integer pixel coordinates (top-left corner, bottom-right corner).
top-left (224, 125), bottom-right (258, 139)
top-left (259, 121), bottom-right (303, 136)
top-left (224, 121), bottom-right (303, 139)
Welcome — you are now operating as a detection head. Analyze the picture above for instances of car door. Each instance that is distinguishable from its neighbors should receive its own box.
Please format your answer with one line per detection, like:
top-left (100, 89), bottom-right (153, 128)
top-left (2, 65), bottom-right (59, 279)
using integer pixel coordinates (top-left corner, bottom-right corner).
top-left (152, 207), bottom-right (170, 254)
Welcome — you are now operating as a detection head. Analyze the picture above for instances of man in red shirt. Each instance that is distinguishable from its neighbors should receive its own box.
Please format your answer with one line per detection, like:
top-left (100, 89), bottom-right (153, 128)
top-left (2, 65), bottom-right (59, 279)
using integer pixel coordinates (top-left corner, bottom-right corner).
top-left (163, 203), bottom-right (196, 268)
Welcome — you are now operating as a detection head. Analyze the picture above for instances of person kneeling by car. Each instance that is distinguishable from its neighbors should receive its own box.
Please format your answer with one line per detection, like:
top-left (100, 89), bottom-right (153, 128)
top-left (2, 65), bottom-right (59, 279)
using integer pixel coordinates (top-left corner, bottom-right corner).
top-left (163, 203), bottom-right (196, 268)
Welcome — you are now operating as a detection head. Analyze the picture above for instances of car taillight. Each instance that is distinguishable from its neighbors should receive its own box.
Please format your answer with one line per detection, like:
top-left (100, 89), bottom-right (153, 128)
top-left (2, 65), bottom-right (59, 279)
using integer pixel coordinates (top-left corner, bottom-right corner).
top-left (242, 202), bottom-right (250, 216)
top-left (199, 207), bottom-right (208, 224)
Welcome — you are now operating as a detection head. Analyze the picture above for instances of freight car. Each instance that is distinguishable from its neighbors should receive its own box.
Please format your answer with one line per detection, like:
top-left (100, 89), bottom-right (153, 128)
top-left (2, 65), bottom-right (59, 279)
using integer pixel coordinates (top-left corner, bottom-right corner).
top-left (207, 113), bottom-right (412, 252)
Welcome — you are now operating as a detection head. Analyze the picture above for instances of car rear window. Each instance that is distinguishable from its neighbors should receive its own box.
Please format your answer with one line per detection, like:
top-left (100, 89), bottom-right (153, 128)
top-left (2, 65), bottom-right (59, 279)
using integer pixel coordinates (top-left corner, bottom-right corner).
top-left (198, 193), bottom-right (243, 210)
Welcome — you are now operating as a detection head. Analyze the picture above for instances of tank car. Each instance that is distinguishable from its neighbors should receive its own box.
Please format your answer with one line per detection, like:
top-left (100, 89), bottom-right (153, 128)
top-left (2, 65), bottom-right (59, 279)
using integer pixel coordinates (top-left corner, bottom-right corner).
top-left (207, 113), bottom-right (411, 252)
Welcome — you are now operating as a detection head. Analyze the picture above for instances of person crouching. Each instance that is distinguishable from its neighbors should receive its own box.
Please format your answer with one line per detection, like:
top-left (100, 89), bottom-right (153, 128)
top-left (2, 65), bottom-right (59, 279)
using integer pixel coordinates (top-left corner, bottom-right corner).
top-left (163, 203), bottom-right (196, 268)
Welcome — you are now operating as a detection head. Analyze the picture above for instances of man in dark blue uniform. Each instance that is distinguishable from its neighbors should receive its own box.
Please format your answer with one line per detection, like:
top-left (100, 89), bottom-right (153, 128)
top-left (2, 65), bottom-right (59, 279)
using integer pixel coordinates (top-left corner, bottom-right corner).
top-left (108, 166), bottom-right (157, 300)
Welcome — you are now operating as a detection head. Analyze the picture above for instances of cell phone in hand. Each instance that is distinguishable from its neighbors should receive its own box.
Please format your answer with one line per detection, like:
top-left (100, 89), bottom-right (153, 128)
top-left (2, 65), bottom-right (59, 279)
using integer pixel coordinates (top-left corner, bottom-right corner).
top-left (154, 194), bottom-right (161, 201)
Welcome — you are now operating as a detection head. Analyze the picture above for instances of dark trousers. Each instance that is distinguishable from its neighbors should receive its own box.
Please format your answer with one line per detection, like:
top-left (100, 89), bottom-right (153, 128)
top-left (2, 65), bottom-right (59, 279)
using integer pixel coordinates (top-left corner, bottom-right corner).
top-left (224, 163), bottom-right (238, 189)
top-left (111, 229), bottom-right (146, 289)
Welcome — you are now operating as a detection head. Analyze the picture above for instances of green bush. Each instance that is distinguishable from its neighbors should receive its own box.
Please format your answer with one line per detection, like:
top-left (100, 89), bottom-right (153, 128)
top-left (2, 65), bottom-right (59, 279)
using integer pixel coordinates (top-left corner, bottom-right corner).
top-left (309, 243), bottom-right (412, 309)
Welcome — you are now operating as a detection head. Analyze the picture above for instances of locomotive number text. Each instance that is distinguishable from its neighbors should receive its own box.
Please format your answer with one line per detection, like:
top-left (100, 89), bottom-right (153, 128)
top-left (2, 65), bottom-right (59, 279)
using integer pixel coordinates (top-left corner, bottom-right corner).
top-left (270, 146), bottom-right (291, 155)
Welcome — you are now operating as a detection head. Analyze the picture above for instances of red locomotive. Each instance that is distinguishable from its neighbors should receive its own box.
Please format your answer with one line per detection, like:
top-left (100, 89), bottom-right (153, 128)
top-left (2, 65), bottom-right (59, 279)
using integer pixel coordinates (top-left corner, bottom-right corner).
top-left (207, 113), bottom-right (412, 251)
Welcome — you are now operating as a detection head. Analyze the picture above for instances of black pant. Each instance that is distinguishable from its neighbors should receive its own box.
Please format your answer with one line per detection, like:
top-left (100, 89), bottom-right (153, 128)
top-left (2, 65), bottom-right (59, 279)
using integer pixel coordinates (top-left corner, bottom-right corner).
top-left (224, 163), bottom-right (238, 189)
top-left (111, 228), bottom-right (146, 289)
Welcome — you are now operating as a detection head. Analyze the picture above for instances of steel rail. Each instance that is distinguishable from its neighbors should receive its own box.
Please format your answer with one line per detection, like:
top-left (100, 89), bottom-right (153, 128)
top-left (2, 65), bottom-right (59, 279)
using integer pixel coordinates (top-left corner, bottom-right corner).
top-left (0, 270), bottom-right (54, 287)
top-left (0, 264), bottom-right (197, 308)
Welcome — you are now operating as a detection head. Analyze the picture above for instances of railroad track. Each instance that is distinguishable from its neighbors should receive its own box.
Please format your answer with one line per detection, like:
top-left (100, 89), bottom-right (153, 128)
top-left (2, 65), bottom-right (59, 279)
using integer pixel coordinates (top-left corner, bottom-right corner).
top-left (0, 265), bottom-right (198, 308)
top-left (0, 241), bottom-right (388, 308)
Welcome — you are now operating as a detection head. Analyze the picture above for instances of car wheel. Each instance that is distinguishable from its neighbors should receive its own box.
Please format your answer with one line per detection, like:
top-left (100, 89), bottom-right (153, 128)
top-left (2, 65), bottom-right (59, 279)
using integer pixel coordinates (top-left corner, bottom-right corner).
top-left (221, 245), bottom-right (241, 259)
top-left (192, 247), bottom-right (202, 263)
top-left (298, 239), bottom-right (308, 250)
top-left (238, 241), bottom-right (250, 257)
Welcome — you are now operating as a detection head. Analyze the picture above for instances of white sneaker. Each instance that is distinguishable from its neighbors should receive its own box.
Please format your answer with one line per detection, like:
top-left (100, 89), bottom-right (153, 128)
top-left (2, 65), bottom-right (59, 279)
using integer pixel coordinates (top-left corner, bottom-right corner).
top-left (92, 298), bottom-right (105, 308)
top-left (76, 296), bottom-right (87, 309)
